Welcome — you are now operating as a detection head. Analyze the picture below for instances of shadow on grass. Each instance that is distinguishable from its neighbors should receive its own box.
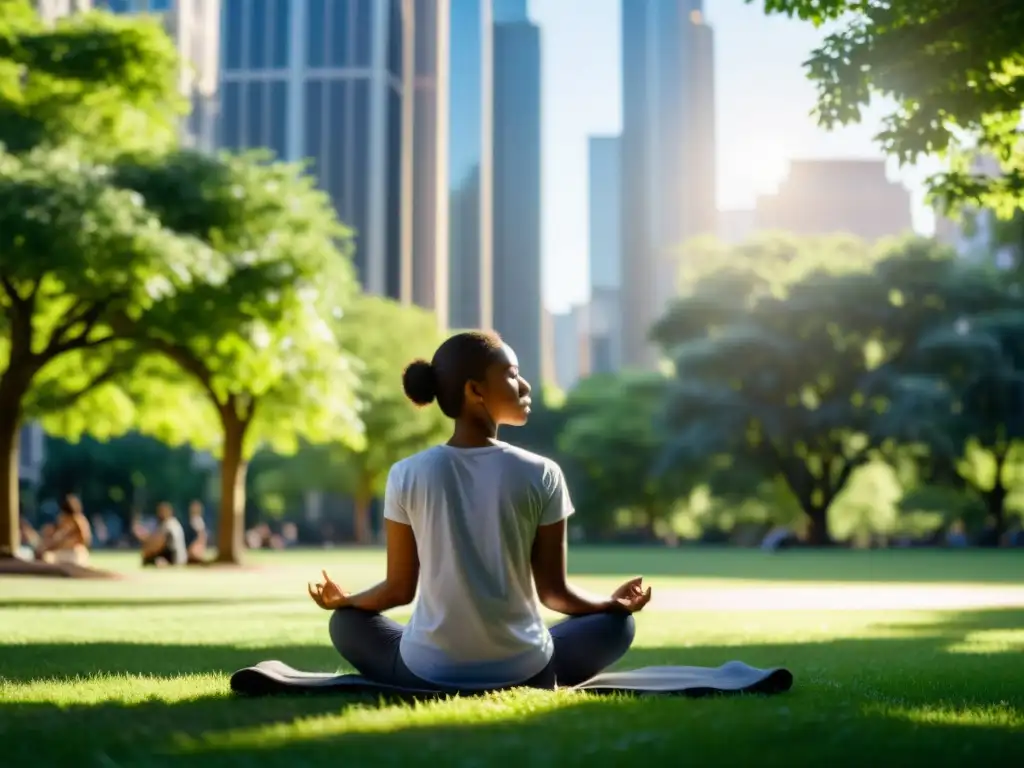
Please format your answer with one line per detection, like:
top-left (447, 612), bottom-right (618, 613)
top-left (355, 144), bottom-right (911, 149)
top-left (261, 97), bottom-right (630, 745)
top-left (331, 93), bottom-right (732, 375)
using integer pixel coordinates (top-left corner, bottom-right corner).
top-left (2, 608), bottom-right (1022, 766)
top-left (567, 547), bottom-right (1024, 584)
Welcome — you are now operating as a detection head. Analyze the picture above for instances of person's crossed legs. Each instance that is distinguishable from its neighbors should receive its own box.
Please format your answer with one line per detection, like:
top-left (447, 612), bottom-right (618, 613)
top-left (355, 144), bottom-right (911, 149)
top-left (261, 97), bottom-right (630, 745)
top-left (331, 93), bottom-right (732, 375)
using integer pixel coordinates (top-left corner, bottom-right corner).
top-left (329, 607), bottom-right (635, 690)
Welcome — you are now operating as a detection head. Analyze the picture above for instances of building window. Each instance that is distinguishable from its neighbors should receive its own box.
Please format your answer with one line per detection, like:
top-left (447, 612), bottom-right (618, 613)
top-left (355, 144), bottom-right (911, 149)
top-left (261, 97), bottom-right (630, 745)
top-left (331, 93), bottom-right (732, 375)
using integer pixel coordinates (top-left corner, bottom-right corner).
top-left (388, 0), bottom-right (403, 79)
top-left (269, 81), bottom-right (287, 159)
top-left (304, 80), bottom-right (325, 179)
top-left (224, 0), bottom-right (244, 71)
top-left (221, 81), bottom-right (242, 149)
top-left (327, 80), bottom-right (349, 205)
top-left (249, 0), bottom-right (267, 69)
top-left (350, 78), bottom-right (370, 283)
top-left (353, 0), bottom-right (374, 68)
top-left (328, 0), bottom-right (350, 68)
top-left (272, 0), bottom-right (290, 69)
top-left (307, 0), bottom-right (326, 67)
top-left (245, 81), bottom-right (265, 148)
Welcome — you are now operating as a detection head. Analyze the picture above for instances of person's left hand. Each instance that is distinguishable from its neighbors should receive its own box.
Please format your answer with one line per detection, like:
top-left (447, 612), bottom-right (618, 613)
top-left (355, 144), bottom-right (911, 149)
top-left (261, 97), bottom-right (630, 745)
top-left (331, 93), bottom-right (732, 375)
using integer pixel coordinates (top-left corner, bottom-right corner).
top-left (308, 569), bottom-right (350, 610)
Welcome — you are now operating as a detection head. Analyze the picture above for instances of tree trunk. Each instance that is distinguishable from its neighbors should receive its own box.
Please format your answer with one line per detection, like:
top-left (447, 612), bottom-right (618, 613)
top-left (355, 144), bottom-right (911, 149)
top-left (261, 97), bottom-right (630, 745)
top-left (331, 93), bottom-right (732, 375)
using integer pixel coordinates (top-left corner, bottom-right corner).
top-left (983, 483), bottom-right (1007, 539)
top-left (353, 482), bottom-right (373, 545)
top-left (215, 411), bottom-right (249, 565)
top-left (0, 369), bottom-right (29, 559)
top-left (0, 401), bottom-right (22, 558)
top-left (805, 507), bottom-right (832, 547)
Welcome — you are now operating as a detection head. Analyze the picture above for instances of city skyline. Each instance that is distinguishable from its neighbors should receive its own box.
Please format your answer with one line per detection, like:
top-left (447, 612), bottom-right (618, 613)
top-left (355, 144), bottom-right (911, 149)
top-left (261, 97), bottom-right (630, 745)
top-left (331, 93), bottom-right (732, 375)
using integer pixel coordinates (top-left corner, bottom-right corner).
top-left (532, 0), bottom-right (940, 315)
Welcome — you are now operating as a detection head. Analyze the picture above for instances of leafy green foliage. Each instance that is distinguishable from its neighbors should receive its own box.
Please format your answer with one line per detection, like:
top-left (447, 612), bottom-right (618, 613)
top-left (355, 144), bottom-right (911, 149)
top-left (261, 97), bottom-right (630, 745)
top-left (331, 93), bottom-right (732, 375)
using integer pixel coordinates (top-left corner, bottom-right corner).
top-left (0, 145), bottom-right (213, 555)
top-left (110, 148), bottom-right (365, 460)
top-left (248, 297), bottom-right (449, 543)
top-left (39, 431), bottom-right (212, 526)
top-left (557, 372), bottom-right (699, 540)
top-left (106, 148), bottom-right (364, 560)
top-left (653, 236), bottom-right (965, 543)
top-left (0, 1), bottom-right (185, 157)
top-left (749, 0), bottom-right (1024, 215)
top-left (904, 307), bottom-right (1024, 530)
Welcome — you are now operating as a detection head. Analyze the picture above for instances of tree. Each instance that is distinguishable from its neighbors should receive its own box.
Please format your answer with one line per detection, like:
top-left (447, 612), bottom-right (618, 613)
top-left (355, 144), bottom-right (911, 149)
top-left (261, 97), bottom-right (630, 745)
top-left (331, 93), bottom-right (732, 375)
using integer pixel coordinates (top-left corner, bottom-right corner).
top-left (750, 0), bottom-right (1024, 215)
top-left (0, 147), bottom-right (211, 558)
top-left (0, 5), bottom-right (193, 560)
top-left (652, 237), bottom-right (965, 545)
top-left (109, 149), bottom-right (364, 563)
top-left (323, 296), bottom-right (449, 543)
top-left (0, 3), bottom-right (184, 158)
top-left (40, 432), bottom-right (212, 529)
top-left (558, 372), bottom-right (697, 541)
top-left (907, 308), bottom-right (1024, 535)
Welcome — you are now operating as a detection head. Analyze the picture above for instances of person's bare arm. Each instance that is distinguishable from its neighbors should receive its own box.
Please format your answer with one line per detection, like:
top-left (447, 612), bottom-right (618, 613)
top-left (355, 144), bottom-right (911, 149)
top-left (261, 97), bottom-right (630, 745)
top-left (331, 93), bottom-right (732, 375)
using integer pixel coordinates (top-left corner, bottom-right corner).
top-left (311, 520), bottom-right (419, 613)
top-left (141, 529), bottom-right (166, 558)
top-left (531, 520), bottom-right (620, 615)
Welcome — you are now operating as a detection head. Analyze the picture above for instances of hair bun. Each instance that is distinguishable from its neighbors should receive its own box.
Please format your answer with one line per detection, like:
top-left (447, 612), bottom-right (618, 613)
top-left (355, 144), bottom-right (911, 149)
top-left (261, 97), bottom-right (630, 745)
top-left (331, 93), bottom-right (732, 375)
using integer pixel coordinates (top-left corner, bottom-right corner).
top-left (402, 359), bottom-right (437, 406)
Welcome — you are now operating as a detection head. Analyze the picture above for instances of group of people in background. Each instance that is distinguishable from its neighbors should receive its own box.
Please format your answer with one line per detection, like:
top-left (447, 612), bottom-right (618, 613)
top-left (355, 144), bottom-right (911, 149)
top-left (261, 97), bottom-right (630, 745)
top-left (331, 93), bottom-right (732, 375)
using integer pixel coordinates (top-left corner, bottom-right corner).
top-left (18, 496), bottom-right (209, 568)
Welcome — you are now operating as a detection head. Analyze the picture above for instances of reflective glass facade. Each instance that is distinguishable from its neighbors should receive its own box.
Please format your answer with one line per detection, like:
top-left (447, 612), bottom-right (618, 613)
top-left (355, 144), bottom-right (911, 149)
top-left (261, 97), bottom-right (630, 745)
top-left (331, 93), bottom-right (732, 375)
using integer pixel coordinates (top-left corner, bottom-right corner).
top-left (220, 0), bottom-right (409, 297)
top-left (620, 0), bottom-right (713, 368)
top-left (447, 0), bottom-right (492, 329)
top-left (493, 18), bottom-right (541, 382)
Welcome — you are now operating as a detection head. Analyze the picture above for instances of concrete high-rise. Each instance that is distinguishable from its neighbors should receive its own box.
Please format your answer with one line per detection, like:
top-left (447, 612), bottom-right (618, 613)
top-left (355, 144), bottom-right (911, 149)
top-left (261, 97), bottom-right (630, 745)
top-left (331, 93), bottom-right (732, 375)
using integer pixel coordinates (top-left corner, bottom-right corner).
top-left (755, 159), bottom-right (912, 242)
top-left (492, 2), bottom-right (542, 381)
top-left (216, 0), bottom-right (411, 299)
top-left (588, 135), bottom-right (622, 374)
top-left (620, 0), bottom-right (716, 368)
top-left (409, 0), bottom-right (494, 330)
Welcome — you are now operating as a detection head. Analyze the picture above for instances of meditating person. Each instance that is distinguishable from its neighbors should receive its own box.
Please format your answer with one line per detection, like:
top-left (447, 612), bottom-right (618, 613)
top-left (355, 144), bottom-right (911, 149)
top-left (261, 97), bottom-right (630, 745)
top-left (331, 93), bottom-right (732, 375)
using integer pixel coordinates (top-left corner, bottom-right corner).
top-left (308, 331), bottom-right (652, 691)
top-left (35, 494), bottom-right (92, 565)
top-left (139, 502), bottom-right (187, 567)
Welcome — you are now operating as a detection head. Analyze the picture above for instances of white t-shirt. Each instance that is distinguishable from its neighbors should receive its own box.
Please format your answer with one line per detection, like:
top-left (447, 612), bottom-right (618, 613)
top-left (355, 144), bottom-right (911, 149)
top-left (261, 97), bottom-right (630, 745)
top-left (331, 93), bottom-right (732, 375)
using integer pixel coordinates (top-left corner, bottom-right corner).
top-left (383, 441), bottom-right (575, 688)
top-left (160, 517), bottom-right (187, 565)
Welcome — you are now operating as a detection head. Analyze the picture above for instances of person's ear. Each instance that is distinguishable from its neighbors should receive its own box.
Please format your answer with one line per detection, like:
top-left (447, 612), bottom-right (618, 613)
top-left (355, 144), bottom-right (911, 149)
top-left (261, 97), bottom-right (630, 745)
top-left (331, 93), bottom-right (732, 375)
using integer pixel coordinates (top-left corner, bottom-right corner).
top-left (464, 379), bottom-right (485, 405)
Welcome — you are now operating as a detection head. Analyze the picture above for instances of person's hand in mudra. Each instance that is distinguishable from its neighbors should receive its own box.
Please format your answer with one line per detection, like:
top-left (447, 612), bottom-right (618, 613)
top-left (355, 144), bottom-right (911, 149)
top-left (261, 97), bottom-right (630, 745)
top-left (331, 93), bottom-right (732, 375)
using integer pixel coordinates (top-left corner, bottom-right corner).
top-left (308, 569), bottom-right (350, 610)
top-left (611, 576), bottom-right (653, 613)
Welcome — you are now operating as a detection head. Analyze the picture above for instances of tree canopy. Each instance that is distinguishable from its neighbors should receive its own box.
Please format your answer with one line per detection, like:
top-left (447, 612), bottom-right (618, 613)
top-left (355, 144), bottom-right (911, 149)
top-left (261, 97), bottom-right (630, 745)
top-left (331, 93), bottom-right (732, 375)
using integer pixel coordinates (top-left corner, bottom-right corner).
top-left (0, 146), bottom-right (211, 556)
top-left (0, 1), bottom-right (184, 157)
top-left (109, 149), bottom-right (365, 563)
top-left (652, 236), bottom-right (986, 544)
top-left (750, 0), bottom-right (1024, 215)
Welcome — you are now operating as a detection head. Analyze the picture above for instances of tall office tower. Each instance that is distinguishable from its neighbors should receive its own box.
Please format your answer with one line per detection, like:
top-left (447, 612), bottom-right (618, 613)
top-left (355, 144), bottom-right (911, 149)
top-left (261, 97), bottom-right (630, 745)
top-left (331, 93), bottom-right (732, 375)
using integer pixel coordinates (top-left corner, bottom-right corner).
top-left (410, 0), bottom-right (493, 330)
top-left (492, 2), bottom-right (542, 380)
top-left (587, 135), bottom-right (623, 374)
top-left (46, 1), bottom-right (220, 152)
top-left (219, 0), bottom-right (412, 298)
top-left (620, 0), bottom-right (716, 369)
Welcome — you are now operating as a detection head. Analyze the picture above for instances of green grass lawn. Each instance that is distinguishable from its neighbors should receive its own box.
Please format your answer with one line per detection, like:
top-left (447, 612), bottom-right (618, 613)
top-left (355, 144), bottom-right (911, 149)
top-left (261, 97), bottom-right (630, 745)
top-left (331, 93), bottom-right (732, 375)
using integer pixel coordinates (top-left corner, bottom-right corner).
top-left (2, 548), bottom-right (1023, 766)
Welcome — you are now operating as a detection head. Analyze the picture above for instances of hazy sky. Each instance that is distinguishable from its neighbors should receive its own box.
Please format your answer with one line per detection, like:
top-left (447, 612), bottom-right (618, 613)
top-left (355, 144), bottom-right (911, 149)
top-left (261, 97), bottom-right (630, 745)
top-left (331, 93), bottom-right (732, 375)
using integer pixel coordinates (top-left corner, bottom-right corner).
top-left (530, 0), bottom-right (940, 313)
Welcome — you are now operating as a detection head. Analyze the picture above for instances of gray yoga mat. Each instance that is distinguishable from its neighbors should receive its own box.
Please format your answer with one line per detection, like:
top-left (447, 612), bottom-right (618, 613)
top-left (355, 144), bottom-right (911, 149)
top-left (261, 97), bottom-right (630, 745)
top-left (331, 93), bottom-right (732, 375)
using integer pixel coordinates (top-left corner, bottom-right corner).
top-left (230, 659), bottom-right (793, 698)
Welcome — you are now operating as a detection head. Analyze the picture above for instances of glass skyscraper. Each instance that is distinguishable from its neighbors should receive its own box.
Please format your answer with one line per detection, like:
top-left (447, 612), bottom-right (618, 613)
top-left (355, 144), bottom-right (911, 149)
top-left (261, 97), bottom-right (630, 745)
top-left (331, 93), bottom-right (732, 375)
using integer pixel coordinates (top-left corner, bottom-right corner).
top-left (410, 0), bottom-right (493, 330)
top-left (493, 2), bottom-right (542, 381)
top-left (219, 0), bottom-right (409, 298)
top-left (620, 0), bottom-right (716, 368)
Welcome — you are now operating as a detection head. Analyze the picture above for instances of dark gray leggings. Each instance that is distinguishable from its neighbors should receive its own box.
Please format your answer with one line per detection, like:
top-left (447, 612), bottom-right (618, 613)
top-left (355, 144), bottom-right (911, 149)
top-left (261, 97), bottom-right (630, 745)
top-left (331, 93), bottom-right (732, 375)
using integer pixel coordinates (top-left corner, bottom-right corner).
top-left (329, 608), bottom-right (636, 690)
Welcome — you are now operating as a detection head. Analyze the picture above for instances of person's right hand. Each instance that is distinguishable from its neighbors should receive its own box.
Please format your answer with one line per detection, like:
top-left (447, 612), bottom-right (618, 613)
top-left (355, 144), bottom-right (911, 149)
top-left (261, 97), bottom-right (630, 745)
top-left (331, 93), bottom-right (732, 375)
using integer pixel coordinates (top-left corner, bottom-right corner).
top-left (610, 576), bottom-right (652, 613)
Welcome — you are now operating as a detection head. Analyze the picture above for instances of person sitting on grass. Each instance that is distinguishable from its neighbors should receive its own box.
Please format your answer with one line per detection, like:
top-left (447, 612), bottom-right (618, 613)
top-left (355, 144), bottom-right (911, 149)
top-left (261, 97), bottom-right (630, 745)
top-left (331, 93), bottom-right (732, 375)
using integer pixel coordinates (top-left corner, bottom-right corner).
top-left (35, 494), bottom-right (92, 566)
top-left (185, 500), bottom-right (208, 564)
top-left (138, 502), bottom-right (187, 567)
top-left (308, 331), bottom-right (652, 691)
